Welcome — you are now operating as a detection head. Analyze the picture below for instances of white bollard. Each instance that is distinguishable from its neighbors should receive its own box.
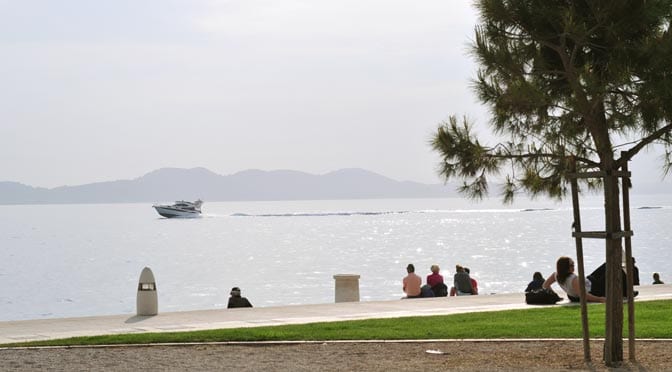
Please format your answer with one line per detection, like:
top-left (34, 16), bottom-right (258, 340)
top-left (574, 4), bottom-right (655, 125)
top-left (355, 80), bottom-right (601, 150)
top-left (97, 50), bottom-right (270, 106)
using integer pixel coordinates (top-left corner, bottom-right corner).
top-left (333, 274), bottom-right (360, 303)
top-left (136, 267), bottom-right (158, 316)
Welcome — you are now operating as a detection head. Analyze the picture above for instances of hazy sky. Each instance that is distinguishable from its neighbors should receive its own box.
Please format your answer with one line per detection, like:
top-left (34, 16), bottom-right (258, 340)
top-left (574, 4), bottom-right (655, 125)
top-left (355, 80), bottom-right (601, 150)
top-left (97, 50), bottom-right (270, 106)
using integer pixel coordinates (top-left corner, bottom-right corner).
top-left (1, 0), bottom-right (670, 189)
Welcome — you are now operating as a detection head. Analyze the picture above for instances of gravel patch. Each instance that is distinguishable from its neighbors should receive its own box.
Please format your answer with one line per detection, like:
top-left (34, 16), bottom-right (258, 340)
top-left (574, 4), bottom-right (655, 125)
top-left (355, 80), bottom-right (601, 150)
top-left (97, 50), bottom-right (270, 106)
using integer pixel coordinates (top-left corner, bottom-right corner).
top-left (2, 340), bottom-right (670, 371)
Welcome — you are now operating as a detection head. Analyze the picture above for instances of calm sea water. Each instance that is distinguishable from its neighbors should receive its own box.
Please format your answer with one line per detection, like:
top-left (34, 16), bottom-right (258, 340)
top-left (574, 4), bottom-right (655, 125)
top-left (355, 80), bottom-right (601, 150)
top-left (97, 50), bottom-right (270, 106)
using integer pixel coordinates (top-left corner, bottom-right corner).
top-left (1, 195), bottom-right (671, 321)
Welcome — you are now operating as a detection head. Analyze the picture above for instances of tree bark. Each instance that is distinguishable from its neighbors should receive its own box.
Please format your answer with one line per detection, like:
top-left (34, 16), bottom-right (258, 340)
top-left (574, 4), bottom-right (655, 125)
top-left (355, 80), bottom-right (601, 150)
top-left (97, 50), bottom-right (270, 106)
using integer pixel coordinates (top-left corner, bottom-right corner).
top-left (603, 162), bottom-right (624, 365)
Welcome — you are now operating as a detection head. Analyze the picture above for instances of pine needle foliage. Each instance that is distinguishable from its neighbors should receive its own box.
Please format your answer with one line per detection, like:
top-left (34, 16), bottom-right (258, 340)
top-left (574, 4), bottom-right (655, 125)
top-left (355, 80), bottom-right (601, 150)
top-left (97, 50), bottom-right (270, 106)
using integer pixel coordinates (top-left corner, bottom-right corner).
top-left (432, 0), bottom-right (672, 202)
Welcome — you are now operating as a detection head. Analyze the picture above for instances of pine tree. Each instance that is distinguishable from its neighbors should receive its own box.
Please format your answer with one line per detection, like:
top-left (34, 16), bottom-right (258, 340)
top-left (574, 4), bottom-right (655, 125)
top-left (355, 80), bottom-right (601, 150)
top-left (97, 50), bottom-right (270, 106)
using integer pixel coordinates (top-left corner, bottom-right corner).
top-left (432, 0), bottom-right (672, 365)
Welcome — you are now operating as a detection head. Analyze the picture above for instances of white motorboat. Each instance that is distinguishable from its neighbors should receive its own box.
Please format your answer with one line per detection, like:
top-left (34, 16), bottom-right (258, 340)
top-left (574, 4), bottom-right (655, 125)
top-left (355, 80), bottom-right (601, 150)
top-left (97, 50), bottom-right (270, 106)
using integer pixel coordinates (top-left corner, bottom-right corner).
top-left (152, 200), bottom-right (203, 218)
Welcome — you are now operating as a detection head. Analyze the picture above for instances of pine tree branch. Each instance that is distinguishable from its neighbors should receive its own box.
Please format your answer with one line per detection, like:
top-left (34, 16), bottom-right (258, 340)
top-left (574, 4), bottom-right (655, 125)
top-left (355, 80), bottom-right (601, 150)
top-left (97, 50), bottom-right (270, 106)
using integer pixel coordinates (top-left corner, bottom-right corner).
top-left (483, 146), bottom-right (599, 167)
top-left (618, 123), bottom-right (672, 166)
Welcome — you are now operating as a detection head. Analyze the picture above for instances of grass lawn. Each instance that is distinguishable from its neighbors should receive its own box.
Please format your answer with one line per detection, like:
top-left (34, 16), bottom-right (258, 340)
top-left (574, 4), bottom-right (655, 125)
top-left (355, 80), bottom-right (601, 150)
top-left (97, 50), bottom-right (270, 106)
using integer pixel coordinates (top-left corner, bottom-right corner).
top-left (5, 299), bottom-right (671, 347)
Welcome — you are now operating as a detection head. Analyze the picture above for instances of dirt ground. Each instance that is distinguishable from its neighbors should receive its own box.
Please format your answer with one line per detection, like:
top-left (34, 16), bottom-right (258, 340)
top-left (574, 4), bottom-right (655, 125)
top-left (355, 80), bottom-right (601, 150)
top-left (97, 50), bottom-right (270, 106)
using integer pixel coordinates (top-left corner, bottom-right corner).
top-left (2, 340), bottom-right (670, 371)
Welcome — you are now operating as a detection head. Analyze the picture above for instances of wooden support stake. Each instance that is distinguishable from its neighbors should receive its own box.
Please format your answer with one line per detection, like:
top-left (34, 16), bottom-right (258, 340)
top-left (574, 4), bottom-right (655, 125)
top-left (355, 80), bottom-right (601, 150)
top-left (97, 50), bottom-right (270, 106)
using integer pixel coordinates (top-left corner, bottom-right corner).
top-left (621, 153), bottom-right (636, 361)
top-left (569, 157), bottom-right (591, 362)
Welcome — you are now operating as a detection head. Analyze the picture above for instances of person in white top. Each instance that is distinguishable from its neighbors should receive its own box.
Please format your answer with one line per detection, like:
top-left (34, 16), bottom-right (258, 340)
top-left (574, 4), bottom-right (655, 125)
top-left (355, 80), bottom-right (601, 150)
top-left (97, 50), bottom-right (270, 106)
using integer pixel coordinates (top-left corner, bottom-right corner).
top-left (543, 256), bottom-right (606, 303)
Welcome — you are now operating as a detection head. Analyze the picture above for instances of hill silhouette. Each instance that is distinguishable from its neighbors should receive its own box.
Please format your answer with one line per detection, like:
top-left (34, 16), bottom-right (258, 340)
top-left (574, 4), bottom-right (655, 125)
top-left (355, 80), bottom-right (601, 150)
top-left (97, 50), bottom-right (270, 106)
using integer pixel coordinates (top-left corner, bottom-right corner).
top-left (0, 168), bottom-right (458, 205)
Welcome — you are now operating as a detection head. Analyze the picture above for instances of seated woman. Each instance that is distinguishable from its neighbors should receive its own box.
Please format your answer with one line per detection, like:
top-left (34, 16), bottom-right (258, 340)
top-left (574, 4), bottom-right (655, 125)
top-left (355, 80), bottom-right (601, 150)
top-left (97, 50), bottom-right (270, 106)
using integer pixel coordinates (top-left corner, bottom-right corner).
top-left (525, 272), bottom-right (545, 292)
top-left (427, 265), bottom-right (447, 297)
top-left (543, 256), bottom-right (606, 303)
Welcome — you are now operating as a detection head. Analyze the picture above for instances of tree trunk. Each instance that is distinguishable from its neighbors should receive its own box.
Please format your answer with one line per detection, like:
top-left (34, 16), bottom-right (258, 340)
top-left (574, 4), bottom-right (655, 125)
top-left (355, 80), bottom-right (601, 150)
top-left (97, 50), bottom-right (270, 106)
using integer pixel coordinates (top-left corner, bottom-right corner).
top-left (603, 166), bottom-right (624, 365)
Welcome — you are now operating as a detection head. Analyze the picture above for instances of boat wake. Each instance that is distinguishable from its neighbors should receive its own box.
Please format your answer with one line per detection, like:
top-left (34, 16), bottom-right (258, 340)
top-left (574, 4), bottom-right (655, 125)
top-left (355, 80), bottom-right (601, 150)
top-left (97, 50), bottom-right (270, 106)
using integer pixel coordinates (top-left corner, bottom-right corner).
top-left (231, 210), bottom-right (410, 217)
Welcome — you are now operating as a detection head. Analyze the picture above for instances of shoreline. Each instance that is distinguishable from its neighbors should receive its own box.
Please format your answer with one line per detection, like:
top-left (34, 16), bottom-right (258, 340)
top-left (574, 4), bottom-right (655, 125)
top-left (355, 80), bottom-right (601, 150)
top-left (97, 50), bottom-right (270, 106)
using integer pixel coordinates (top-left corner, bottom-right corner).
top-left (2, 284), bottom-right (671, 345)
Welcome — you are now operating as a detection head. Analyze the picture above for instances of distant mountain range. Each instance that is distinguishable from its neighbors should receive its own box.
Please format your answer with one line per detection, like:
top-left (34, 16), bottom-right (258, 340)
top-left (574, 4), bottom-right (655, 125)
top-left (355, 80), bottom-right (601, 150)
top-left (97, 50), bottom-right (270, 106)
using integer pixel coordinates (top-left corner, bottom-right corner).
top-left (0, 168), bottom-right (461, 205)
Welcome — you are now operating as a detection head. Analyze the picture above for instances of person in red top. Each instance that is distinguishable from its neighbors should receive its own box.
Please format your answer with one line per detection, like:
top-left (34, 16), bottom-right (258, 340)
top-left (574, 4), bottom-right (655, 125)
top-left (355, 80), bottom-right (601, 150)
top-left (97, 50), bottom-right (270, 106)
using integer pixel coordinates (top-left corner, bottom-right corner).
top-left (402, 264), bottom-right (422, 298)
top-left (465, 267), bottom-right (479, 295)
top-left (426, 265), bottom-right (444, 287)
top-left (427, 264), bottom-right (448, 297)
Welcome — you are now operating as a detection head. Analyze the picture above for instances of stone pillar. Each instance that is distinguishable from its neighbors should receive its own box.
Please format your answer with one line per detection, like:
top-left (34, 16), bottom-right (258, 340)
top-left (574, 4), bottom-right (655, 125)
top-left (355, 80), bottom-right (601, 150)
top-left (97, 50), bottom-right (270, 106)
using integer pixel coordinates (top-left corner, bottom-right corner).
top-left (333, 274), bottom-right (360, 303)
top-left (137, 267), bottom-right (158, 316)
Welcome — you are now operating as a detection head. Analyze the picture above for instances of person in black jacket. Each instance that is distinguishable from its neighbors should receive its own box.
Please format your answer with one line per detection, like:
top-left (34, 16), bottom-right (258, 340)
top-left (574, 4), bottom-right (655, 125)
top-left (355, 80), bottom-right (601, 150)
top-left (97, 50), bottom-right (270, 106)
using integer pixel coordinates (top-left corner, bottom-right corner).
top-left (630, 257), bottom-right (640, 286)
top-left (227, 287), bottom-right (253, 308)
top-left (587, 257), bottom-right (639, 298)
top-left (525, 272), bottom-right (545, 292)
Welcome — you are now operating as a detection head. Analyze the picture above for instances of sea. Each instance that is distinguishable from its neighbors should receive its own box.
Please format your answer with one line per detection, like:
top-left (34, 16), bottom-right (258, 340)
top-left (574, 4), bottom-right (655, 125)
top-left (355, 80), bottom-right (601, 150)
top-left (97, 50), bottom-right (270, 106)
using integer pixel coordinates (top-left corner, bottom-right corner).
top-left (1, 195), bottom-right (671, 321)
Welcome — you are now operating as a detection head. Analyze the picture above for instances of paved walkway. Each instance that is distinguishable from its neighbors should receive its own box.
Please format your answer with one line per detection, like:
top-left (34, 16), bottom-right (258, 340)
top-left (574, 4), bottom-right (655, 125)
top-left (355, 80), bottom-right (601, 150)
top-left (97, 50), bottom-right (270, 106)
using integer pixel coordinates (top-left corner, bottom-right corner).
top-left (2, 284), bottom-right (671, 344)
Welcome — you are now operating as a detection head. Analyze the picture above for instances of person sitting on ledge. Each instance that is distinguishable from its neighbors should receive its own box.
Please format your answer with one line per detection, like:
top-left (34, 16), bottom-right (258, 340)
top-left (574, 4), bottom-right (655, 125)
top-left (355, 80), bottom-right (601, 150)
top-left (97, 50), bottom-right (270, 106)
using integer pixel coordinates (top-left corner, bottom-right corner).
top-left (585, 261), bottom-right (638, 298)
top-left (421, 284), bottom-right (435, 298)
top-left (402, 263), bottom-right (422, 299)
top-left (630, 257), bottom-right (640, 286)
top-left (465, 267), bottom-right (478, 295)
top-left (450, 264), bottom-right (473, 296)
top-left (543, 256), bottom-right (605, 303)
top-left (427, 264), bottom-right (447, 297)
top-left (227, 287), bottom-right (253, 308)
top-left (525, 272), bottom-right (545, 292)
top-left (653, 272), bottom-right (664, 285)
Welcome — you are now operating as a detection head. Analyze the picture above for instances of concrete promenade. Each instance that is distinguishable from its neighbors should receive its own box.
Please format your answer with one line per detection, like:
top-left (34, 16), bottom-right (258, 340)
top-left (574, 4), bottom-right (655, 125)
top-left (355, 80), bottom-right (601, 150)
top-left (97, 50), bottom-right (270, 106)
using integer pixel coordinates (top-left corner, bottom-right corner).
top-left (2, 284), bottom-right (671, 344)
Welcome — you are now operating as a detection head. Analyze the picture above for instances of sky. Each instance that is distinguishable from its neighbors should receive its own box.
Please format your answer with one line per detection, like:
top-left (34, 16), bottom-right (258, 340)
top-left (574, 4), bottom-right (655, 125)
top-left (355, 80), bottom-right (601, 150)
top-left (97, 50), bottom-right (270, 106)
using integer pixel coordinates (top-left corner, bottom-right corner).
top-left (1, 0), bottom-right (670, 189)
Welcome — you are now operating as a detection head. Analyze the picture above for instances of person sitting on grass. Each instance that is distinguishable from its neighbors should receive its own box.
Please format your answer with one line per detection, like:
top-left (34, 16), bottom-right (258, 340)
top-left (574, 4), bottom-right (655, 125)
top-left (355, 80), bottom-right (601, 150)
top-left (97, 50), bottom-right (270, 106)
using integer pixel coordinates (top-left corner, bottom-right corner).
top-left (525, 272), bottom-right (545, 292)
top-left (542, 256), bottom-right (605, 303)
